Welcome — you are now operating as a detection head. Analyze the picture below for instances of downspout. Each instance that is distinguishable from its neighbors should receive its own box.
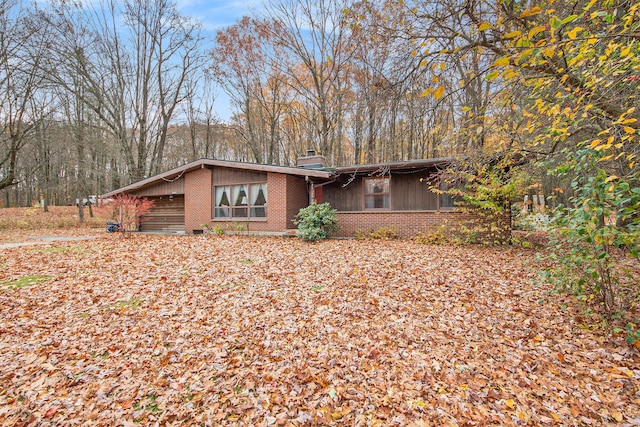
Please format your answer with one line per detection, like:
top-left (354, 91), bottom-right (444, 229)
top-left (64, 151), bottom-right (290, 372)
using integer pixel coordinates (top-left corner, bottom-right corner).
top-left (306, 175), bottom-right (336, 205)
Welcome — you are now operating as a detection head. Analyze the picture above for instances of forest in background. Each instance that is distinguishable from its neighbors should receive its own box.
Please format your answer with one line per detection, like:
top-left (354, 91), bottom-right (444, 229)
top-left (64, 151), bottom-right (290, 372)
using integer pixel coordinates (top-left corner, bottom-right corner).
top-left (0, 0), bottom-right (638, 210)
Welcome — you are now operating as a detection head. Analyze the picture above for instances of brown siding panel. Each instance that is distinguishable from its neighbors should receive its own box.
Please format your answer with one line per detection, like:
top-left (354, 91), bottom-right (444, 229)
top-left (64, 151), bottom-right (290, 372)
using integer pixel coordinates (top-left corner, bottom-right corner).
top-left (212, 167), bottom-right (267, 185)
top-left (324, 171), bottom-right (439, 212)
top-left (140, 195), bottom-right (185, 232)
top-left (133, 178), bottom-right (184, 197)
top-left (323, 177), bottom-right (363, 211)
top-left (391, 173), bottom-right (438, 210)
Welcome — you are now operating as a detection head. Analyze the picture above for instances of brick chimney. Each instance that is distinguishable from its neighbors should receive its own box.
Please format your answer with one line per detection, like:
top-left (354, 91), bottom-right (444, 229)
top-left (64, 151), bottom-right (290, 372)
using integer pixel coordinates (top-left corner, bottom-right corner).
top-left (296, 150), bottom-right (327, 169)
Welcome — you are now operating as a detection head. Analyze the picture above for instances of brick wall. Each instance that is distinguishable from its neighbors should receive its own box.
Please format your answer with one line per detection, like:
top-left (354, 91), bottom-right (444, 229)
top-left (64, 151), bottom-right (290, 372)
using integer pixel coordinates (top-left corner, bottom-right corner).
top-left (202, 172), bottom-right (296, 233)
top-left (286, 175), bottom-right (310, 230)
top-left (184, 168), bottom-right (213, 233)
top-left (335, 210), bottom-right (511, 243)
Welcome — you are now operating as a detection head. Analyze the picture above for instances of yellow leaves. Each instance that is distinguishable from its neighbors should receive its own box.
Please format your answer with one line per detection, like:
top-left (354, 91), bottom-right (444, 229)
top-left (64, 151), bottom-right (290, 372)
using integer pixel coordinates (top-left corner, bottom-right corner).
top-left (611, 410), bottom-right (624, 422)
top-left (411, 399), bottom-right (427, 409)
top-left (584, 0), bottom-right (598, 10)
top-left (566, 26), bottom-right (583, 39)
top-left (519, 7), bottom-right (542, 18)
top-left (503, 30), bottom-right (522, 39)
top-left (623, 126), bottom-right (636, 134)
top-left (433, 86), bottom-right (445, 99)
top-left (620, 46), bottom-right (632, 58)
top-left (477, 22), bottom-right (492, 31)
top-left (528, 25), bottom-right (546, 39)
top-left (505, 399), bottom-right (516, 409)
top-left (492, 56), bottom-right (511, 67)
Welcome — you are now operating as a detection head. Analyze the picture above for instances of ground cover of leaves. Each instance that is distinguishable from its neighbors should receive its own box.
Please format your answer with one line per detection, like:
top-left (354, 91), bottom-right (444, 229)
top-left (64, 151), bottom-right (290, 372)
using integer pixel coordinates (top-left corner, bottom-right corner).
top-left (1, 235), bottom-right (638, 426)
top-left (0, 207), bottom-right (105, 243)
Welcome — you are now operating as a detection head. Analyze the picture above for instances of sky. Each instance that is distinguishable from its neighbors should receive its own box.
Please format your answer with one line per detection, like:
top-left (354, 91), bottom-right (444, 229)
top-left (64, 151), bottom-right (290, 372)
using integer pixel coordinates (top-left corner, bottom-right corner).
top-left (176, 0), bottom-right (265, 32)
top-left (176, 0), bottom-right (266, 122)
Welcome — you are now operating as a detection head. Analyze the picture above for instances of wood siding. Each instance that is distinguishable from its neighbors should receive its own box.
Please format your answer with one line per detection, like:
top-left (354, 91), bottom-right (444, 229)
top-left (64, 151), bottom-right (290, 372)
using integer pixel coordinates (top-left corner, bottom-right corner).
top-left (140, 195), bottom-right (185, 232)
top-left (323, 177), bottom-right (363, 211)
top-left (323, 170), bottom-right (439, 211)
top-left (391, 173), bottom-right (438, 210)
top-left (212, 167), bottom-right (267, 185)
top-left (133, 177), bottom-right (184, 197)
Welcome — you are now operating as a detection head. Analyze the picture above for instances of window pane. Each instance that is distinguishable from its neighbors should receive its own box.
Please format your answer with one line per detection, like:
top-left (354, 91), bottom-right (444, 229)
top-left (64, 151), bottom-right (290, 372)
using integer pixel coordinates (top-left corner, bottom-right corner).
top-left (365, 194), bottom-right (389, 209)
top-left (214, 186), bottom-right (231, 218)
top-left (250, 183), bottom-right (267, 218)
top-left (439, 180), bottom-right (459, 209)
top-left (231, 185), bottom-right (247, 217)
top-left (365, 178), bottom-right (390, 209)
top-left (365, 178), bottom-right (389, 194)
top-left (233, 185), bottom-right (248, 206)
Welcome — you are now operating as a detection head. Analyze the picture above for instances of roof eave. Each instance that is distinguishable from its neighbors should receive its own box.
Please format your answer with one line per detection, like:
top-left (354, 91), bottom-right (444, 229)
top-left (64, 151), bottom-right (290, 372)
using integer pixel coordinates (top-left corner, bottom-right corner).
top-left (100, 158), bottom-right (334, 198)
top-left (335, 157), bottom-right (454, 174)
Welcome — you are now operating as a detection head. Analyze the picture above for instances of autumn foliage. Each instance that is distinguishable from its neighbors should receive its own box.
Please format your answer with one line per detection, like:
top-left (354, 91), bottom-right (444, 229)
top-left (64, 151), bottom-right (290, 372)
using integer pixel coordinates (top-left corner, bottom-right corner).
top-left (98, 194), bottom-right (154, 233)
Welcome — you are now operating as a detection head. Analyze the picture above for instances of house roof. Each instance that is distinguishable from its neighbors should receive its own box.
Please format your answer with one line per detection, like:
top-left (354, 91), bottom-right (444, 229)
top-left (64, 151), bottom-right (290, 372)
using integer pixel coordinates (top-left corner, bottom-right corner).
top-left (101, 157), bottom-right (455, 198)
top-left (100, 158), bottom-right (334, 198)
top-left (335, 157), bottom-right (454, 174)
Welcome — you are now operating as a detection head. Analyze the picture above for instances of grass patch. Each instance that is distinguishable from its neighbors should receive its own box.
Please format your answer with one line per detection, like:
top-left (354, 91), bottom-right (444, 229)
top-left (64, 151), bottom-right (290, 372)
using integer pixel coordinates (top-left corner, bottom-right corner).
top-left (1, 275), bottom-right (51, 290)
top-left (29, 246), bottom-right (68, 253)
top-left (110, 297), bottom-right (142, 310)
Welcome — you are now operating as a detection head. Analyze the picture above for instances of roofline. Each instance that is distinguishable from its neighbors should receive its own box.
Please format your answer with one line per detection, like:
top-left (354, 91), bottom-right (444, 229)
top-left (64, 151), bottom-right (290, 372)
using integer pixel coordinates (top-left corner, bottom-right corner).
top-left (335, 157), bottom-right (454, 174)
top-left (100, 157), bottom-right (456, 198)
top-left (100, 158), bottom-right (334, 198)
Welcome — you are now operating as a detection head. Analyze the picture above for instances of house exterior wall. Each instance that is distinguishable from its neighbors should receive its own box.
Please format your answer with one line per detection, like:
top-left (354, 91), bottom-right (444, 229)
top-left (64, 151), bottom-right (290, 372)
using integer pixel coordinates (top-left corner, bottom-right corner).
top-left (335, 210), bottom-right (511, 243)
top-left (123, 160), bottom-right (509, 242)
top-left (286, 175), bottom-right (309, 230)
top-left (323, 171), bottom-right (439, 212)
top-left (184, 167), bottom-right (213, 233)
top-left (203, 172), bottom-right (306, 233)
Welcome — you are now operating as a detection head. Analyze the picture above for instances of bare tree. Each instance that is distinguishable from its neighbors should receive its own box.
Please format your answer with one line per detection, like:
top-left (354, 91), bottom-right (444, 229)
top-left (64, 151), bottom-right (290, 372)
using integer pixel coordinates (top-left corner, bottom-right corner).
top-left (0, 0), bottom-right (51, 192)
top-left (265, 0), bottom-right (355, 164)
top-left (42, 0), bottom-right (207, 184)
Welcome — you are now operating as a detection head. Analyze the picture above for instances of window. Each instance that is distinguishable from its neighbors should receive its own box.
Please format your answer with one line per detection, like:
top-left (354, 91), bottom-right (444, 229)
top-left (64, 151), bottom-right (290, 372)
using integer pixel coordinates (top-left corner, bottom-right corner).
top-left (214, 183), bottom-right (267, 219)
top-left (364, 177), bottom-right (390, 209)
top-left (439, 180), bottom-right (459, 209)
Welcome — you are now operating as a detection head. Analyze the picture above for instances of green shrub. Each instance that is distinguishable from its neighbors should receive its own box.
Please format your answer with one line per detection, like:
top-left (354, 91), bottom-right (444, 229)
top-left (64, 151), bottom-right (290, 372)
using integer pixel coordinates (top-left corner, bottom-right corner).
top-left (203, 224), bottom-right (224, 236)
top-left (544, 147), bottom-right (640, 320)
top-left (294, 202), bottom-right (339, 241)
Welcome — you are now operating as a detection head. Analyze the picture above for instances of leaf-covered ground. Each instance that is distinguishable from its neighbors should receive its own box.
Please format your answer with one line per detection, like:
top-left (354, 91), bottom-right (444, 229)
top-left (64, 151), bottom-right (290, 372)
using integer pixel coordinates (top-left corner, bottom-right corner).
top-left (1, 235), bottom-right (638, 426)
